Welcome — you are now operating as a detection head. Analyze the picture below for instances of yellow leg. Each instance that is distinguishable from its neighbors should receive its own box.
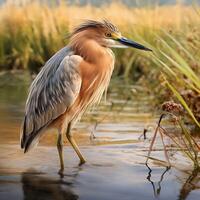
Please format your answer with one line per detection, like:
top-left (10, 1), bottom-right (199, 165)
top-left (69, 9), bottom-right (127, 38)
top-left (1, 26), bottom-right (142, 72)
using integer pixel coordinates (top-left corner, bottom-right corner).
top-left (57, 133), bottom-right (64, 173)
top-left (66, 122), bottom-right (86, 164)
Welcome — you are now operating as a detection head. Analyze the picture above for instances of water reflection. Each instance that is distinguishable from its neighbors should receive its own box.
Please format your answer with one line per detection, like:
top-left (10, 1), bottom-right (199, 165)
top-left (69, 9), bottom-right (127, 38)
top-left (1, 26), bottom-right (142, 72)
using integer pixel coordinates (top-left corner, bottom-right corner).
top-left (1, 73), bottom-right (200, 200)
top-left (21, 171), bottom-right (79, 200)
top-left (178, 168), bottom-right (200, 200)
top-left (146, 163), bottom-right (200, 200)
top-left (146, 163), bottom-right (170, 197)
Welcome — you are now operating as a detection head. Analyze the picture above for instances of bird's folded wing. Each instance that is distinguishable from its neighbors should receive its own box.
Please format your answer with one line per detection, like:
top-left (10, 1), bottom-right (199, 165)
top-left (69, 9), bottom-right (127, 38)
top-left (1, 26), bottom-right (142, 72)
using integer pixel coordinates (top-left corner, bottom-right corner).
top-left (21, 47), bottom-right (82, 151)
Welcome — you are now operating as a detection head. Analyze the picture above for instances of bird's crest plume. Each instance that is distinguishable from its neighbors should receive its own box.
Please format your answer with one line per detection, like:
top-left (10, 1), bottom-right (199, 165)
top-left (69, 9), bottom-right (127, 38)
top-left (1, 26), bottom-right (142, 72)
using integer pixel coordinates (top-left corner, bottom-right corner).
top-left (71, 19), bottom-right (119, 36)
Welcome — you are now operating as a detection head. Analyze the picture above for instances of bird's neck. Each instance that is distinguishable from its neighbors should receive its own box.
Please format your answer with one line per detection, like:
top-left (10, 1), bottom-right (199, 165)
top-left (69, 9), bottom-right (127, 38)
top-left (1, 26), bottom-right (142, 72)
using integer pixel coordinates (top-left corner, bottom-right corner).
top-left (69, 34), bottom-right (109, 64)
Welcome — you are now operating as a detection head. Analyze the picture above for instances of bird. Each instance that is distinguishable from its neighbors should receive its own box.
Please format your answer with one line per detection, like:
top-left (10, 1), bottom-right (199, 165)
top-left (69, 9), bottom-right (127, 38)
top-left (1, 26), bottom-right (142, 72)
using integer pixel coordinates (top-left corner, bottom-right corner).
top-left (20, 19), bottom-right (151, 173)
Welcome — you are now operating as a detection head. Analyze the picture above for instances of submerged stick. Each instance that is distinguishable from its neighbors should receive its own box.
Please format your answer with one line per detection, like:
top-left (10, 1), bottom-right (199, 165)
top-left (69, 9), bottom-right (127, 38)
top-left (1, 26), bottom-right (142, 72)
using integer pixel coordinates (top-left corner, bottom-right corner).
top-left (159, 127), bottom-right (171, 166)
top-left (146, 114), bottom-right (165, 164)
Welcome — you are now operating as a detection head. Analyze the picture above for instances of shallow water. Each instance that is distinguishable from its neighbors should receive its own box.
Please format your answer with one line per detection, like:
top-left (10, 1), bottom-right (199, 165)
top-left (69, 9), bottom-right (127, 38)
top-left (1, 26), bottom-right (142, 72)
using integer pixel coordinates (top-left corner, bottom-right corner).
top-left (0, 72), bottom-right (199, 200)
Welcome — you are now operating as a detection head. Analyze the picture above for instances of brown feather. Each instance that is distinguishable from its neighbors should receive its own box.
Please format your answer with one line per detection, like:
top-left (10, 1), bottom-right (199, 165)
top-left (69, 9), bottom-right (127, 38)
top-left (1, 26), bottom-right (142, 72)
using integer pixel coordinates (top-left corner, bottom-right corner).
top-left (21, 20), bottom-right (118, 152)
top-left (50, 29), bottom-right (115, 131)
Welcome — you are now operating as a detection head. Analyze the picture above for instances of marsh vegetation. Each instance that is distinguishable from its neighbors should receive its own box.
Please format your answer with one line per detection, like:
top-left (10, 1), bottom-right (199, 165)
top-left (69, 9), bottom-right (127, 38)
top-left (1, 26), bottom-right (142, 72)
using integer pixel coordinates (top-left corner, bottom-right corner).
top-left (0, 1), bottom-right (199, 121)
top-left (0, 1), bottom-right (200, 199)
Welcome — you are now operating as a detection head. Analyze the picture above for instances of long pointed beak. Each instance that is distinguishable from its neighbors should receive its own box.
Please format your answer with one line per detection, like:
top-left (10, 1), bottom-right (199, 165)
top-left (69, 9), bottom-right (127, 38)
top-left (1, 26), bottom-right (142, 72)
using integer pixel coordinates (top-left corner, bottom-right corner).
top-left (117, 37), bottom-right (152, 51)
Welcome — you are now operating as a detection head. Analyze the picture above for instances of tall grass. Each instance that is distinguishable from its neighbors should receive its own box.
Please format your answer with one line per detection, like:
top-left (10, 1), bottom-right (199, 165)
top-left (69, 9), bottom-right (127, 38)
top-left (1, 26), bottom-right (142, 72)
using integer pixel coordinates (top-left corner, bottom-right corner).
top-left (0, 2), bottom-right (199, 71)
top-left (0, 3), bottom-right (69, 71)
top-left (0, 1), bottom-right (199, 124)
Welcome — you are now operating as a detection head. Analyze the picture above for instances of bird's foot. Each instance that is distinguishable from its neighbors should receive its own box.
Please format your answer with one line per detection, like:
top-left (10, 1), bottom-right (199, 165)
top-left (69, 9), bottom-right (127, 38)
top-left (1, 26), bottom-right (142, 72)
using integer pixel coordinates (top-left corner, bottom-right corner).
top-left (79, 159), bottom-right (86, 166)
top-left (58, 168), bottom-right (64, 177)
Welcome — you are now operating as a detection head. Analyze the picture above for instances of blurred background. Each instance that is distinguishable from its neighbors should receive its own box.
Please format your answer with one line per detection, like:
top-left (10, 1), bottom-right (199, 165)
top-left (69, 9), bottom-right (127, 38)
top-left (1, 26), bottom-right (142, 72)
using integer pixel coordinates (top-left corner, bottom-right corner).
top-left (0, 0), bottom-right (199, 122)
top-left (1, 0), bottom-right (200, 6)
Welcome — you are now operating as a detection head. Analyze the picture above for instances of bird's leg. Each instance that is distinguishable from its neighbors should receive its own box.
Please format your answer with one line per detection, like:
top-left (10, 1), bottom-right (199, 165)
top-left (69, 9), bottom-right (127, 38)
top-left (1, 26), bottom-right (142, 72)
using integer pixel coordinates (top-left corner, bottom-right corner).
top-left (66, 122), bottom-right (86, 165)
top-left (57, 132), bottom-right (64, 174)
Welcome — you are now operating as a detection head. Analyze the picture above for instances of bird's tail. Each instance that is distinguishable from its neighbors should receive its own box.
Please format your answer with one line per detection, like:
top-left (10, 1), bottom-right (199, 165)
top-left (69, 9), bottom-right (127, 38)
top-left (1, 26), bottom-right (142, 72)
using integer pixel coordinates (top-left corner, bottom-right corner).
top-left (20, 116), bottom-right (27, 149)
top-left (20, 116), bottom-right (47, 153)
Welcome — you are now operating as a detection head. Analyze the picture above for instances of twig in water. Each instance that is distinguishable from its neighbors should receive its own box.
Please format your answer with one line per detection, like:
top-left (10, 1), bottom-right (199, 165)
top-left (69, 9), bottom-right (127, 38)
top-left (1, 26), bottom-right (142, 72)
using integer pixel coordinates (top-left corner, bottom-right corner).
top-left (145, 114), bottom-right (170, 165)
top-left (146, 100), bottom-right (200, 168)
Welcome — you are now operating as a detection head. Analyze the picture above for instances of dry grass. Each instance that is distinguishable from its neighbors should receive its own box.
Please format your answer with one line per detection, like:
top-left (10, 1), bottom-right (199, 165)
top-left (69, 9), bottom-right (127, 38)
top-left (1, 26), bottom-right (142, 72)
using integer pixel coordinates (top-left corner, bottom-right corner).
top-left (0, 1), bottom-right (200, 125)
top-left (0, 2), bottom-right (199, 70)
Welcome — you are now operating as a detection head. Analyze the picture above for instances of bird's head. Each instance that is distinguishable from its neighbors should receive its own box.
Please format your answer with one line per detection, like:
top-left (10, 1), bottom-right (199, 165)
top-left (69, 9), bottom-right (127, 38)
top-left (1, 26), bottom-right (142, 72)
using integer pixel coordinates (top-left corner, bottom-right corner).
top-left (70, 20), bottom-right (152, 51)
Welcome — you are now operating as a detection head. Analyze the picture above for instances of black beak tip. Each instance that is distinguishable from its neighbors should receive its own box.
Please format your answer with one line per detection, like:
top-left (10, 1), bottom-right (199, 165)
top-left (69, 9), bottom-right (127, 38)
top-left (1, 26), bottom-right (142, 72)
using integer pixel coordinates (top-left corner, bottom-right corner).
top-left (144, 47), bottom-right (153, 52)
top-left (118, 37), bottom-right (152, 52)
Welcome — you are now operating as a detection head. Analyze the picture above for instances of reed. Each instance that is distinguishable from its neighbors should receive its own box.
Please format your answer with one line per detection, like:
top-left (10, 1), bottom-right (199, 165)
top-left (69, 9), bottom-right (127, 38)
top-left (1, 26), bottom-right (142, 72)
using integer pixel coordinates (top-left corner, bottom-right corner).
top-left (0, 2), bottom-right (199, 71)
top-left (0, 1), bottom-right (199, 125)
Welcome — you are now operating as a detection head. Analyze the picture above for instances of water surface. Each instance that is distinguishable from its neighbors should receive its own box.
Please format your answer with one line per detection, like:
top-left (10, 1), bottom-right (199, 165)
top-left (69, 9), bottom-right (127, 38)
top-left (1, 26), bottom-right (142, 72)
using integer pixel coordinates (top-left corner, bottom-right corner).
top-left (0, 72), bottom-right (199, 200)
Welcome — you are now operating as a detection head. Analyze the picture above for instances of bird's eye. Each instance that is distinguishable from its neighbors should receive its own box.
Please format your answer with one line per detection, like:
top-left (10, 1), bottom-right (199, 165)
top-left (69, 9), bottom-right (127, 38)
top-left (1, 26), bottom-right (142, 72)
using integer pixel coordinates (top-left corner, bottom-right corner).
top-left (106, 33), bottom-right (112, 37)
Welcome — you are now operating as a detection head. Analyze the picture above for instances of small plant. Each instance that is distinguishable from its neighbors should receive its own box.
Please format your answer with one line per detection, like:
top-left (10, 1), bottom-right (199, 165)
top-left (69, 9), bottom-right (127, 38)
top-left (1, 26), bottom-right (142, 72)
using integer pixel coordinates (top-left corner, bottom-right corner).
top-left (146, 101), bottom-right (200, 169)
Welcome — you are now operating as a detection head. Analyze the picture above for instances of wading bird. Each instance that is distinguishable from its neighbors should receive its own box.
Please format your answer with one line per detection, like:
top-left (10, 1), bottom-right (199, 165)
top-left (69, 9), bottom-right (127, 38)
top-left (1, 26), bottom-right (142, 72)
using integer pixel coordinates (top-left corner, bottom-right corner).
top-left (20, 20), bottom-right (151, 173)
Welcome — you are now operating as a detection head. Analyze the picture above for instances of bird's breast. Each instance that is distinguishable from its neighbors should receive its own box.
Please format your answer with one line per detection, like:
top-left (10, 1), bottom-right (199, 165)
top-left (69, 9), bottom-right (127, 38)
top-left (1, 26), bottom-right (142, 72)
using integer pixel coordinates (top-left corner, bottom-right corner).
top-left (69, 48), bottom-right (115, 122)
top-left (80, 48), bottom-right (114, 96)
